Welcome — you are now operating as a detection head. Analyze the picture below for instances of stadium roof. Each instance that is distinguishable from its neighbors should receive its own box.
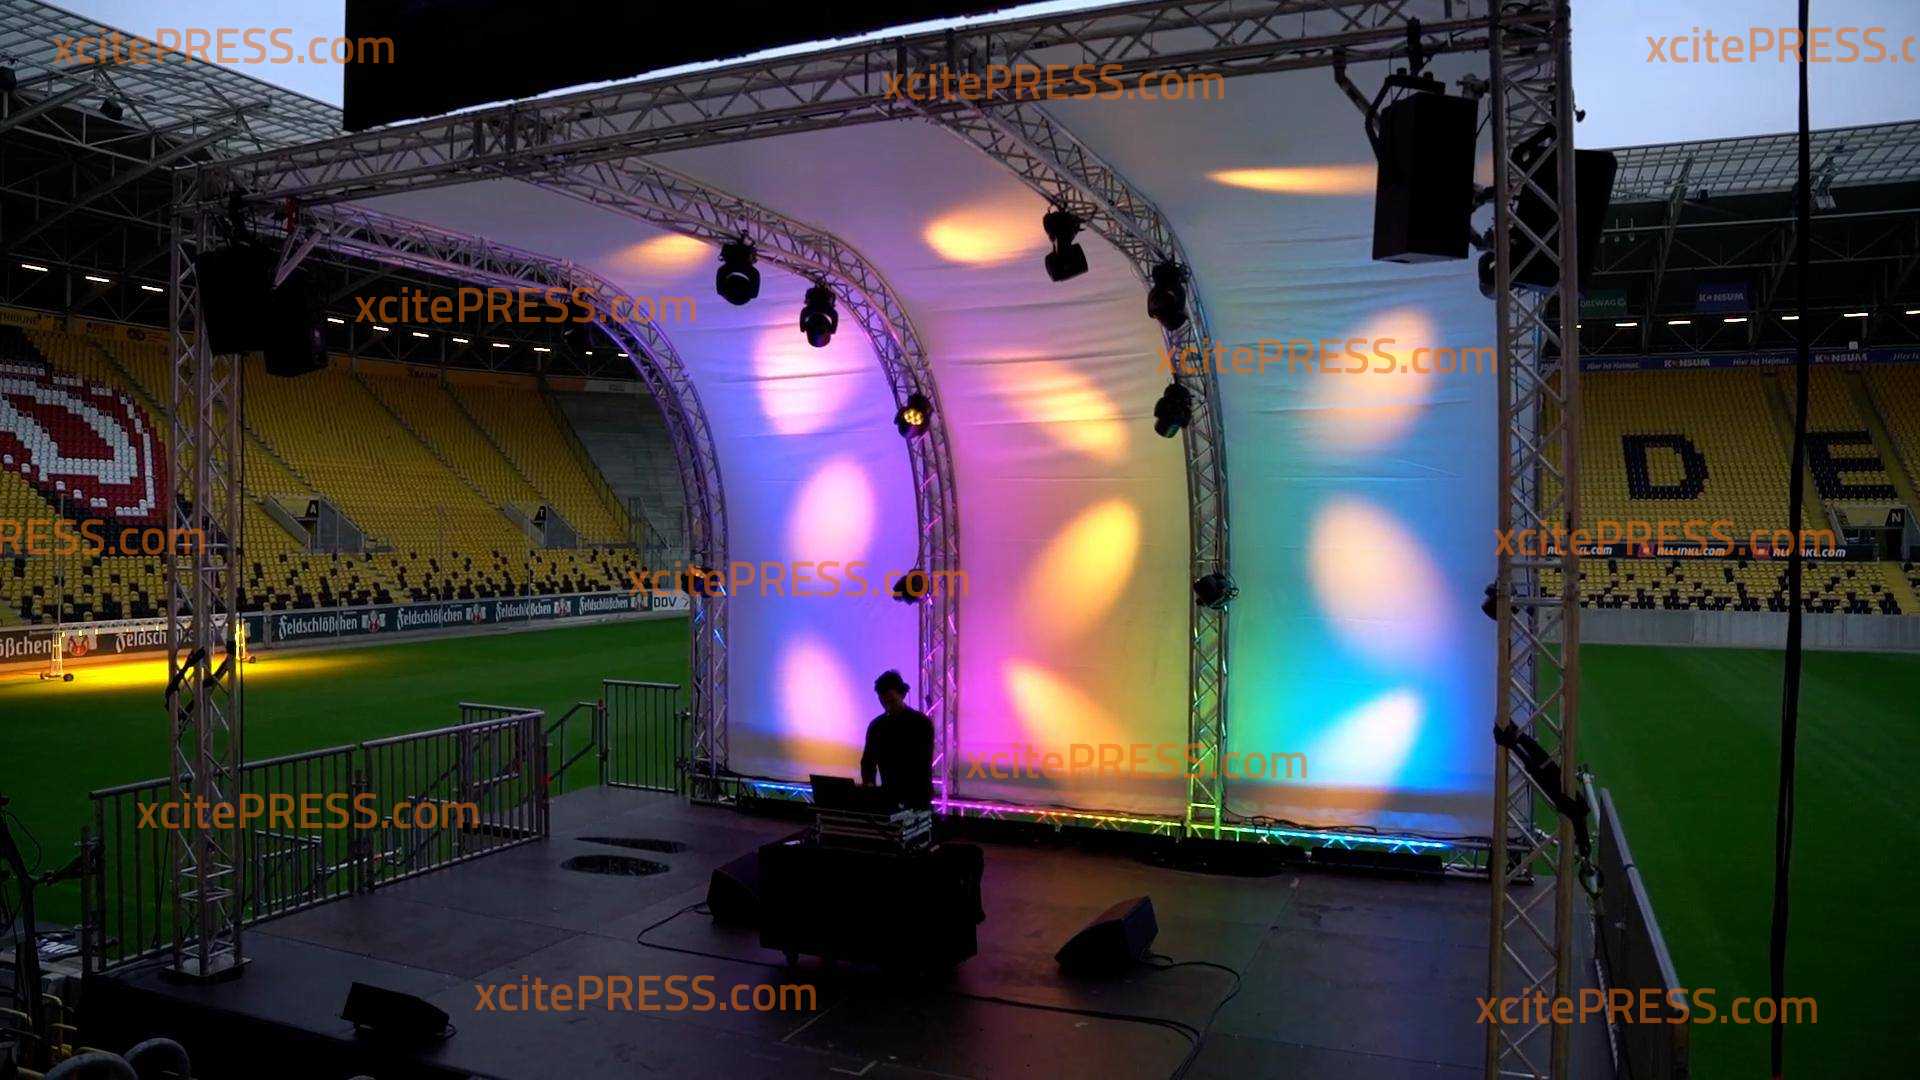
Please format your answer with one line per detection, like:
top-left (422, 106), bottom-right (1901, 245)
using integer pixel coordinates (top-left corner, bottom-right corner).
top-left (1607, 120), bottom-right (1920, 204)
top-left (0, 0), bottom-right (340, 159)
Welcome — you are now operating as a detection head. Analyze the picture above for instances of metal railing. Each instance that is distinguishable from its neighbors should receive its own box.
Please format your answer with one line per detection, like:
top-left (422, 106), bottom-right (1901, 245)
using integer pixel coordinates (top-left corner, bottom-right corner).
top-left (600, 679), bottom-right (684, 793)
top-left (82, 708), bottom-right (546, 974)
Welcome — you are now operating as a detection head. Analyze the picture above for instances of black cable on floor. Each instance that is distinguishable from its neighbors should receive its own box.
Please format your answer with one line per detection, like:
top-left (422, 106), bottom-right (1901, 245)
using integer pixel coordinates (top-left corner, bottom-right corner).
top-left (634, 905), bottom-right (1242, 1076)
top-left (1769, 3), bottom-right (1811, 1078)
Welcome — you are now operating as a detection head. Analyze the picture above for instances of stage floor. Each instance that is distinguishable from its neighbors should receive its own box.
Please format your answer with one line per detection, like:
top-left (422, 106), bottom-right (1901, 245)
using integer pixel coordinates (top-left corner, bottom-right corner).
top-left (94, 789), bottom-right (1610, 1079)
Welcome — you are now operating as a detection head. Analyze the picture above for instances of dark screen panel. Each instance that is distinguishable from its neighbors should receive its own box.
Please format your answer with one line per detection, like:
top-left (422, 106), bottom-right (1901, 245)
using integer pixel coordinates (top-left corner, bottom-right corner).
top-left (343, 0), bottom-right (1019, 130)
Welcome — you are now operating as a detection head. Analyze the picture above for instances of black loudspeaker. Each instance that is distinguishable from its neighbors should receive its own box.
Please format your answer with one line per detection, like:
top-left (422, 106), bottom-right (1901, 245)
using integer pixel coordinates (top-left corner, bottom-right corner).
top-left (1509, 133), bottom-right (1618, 290)
top-left (194, 245), bottom-right (275, 355)
top-left (263, 267), bottom-right (327, 378)
top-left (1055, 895), bottom-right (1157, 976)
top-left (340, 981), bottom-right (451, 1043)
top-left (707, 850), bottom-right (762, 926)
top-left (1372, 91), bottom-right (1479, 263)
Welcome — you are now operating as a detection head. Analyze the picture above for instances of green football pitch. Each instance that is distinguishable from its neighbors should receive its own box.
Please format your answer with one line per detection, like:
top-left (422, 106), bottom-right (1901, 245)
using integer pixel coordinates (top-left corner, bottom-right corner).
top-left (1, 622), bottom-right (1910, 1077)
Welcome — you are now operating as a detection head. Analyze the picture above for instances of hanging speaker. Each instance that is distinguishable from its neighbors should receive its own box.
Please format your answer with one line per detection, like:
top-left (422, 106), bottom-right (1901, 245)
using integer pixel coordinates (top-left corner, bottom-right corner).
top-left (263, 266), bottom-right (327, 378)
top-left (1509, 129), bottom-right (1618, 290)
top-left (1055, 895), bottom-right (1157, 976)
top-left (1371, 90), bottom-right (1479, 263)
top-left (194, 244), bottom-right (275, 355)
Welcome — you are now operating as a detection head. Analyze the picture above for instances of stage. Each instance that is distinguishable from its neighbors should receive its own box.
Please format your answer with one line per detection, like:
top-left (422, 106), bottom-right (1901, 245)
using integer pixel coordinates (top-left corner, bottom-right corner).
top-left (84, 787), bottom-right (1610, 1079)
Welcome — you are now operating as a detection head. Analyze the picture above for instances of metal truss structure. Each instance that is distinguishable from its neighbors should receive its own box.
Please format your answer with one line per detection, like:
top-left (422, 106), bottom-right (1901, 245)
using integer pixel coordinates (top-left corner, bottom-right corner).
top-left (205, 1), bottom-right (1498, 206)
top-left (526, 161), bottom-right (961, 797)
top-left (164, 178), bottom-right (244, 980)
top-left (906, 88), bottom-right (1233, 837)
top-left (1484, 4), bottom-right (1582, 1078)
top-left (251, 198), bottom-right (733, 786)
top-left (76, 6), bottom-right (1581, 1072)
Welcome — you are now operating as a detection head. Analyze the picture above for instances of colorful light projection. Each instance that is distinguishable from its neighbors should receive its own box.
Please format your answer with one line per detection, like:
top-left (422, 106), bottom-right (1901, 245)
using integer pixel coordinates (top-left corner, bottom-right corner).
top-left (986, 359), bottom-right (1130, 464)
top-left (1016, 497), bottom-right (1139, 644)
top-left (1303, 305), bottom-right (1448, 452)
top-left (750, 323), bottom-right (872, 436)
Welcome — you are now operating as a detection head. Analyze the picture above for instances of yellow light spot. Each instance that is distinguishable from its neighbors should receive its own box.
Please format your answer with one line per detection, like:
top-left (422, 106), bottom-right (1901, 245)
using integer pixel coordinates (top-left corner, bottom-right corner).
top-left (1021, 498), bottom-right (1139, 642)
top-left (1208, 165), bottom-right (1376, 196)
top-left (990, 360), bottom-right (1128, 464)
top-left (614, 233), bottom-right (710, 273)
top-left (923, 201), bottom-right (1048, 265)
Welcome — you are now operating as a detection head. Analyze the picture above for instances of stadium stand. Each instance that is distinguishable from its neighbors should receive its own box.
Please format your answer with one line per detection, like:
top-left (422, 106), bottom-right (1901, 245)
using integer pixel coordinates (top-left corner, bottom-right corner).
top-left (1, 319), bottom-right (656, 626)
top-left (1540, 367), bottom-right (1915, 613)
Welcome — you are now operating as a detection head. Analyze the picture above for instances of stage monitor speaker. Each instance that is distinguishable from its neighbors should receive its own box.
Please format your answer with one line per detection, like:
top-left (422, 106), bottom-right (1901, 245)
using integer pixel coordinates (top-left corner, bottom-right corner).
top-left (340, 981), bottom-right (451, 1043)
top-left (1055, 895), bottom-right (1157, 977)
top-left (707, 850), bottom-right (762, 926)
top-left (194, 245), bottom-right (275, 355)
top-left (263, 267), bottom-right (327, 378)
top-left (1509, 136), bottom-right (1619, 290)
top-left (1372, 91), bottom-right (1479, 264)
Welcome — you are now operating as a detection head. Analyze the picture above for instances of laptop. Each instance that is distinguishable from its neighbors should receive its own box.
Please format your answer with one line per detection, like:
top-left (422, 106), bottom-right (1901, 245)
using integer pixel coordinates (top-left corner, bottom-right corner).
top-left (810, 774), bottom-right (901, 813)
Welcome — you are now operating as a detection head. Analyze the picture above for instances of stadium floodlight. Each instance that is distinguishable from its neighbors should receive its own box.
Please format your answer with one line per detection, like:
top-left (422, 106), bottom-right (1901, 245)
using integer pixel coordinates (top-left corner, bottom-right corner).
top-left (1146, 262), bottom-right (1189, 332)
top-left (1192, 572), bottom-right (1237, 610)
top-left (799, 283), bottom-right (838, 348)
top-left (716, 240), bottom-right (760, 306)
top-left (1042, 209), bottom-right (1089, 282)
top-left (895, 391), bottom-right (933, 438)
top-left (1152, 382), bottom-right (1192, 439)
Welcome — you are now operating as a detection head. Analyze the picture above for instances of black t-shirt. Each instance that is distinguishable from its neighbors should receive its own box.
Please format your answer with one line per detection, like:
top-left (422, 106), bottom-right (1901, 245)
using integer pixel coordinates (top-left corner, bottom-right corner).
top-left (860, 707), bottom-right (934, 809)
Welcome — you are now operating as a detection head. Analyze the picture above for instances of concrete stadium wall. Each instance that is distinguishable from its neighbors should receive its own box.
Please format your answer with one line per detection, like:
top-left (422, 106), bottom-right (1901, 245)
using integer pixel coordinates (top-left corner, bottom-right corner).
top-left (1567, 609), bottom-right (1920, 652)
top-left (554, 389), bottom-right (687, 558)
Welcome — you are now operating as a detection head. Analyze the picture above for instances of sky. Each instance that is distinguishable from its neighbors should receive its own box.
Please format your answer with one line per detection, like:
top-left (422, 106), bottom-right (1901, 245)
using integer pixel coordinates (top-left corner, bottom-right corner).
top-left (49, 0), bottom-right (1920, 146)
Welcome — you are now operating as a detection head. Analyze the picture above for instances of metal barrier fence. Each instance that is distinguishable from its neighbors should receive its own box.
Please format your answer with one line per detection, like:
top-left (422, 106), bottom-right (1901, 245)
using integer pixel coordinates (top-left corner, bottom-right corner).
top-left (1593, 783), bottom-right (1690, 1079)
top-left (82, 708), bottom-right (545, 974)
top-left (600, 680), bottom-right (684, 793)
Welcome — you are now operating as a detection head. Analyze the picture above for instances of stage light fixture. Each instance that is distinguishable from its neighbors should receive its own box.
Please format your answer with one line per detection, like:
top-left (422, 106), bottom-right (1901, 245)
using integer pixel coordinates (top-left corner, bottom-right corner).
top-left (1042, 209), bottom-right (1089, 282)
top-left (680, 565), bottom-right (726, 598)
top-left (892, 570), bottom-right (931, 604)
top-left (895, 391), bottom-right (933, 438)
top-left (1482, 582), bottom-right (1499, 621)
top-left (715, 240), bottom-right (760, 306)
top-left (1152, 382), bottom-right (1192, 439)
top-left (0, 67), bottom-right (16, 95)
top-left (799, 283), bottom-right (838, 348)
top-left (99, 97), bottom-right (123, 121)
top-left (1146, 262), bottom-right (1189, 332)
top-left (1192, 573), bottom-right (1237, 610)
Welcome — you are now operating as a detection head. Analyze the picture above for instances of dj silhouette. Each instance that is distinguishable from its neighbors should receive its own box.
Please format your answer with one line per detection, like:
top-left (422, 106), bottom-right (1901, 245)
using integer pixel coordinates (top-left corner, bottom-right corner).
top-left (859, 669), bottom-right (934, 809)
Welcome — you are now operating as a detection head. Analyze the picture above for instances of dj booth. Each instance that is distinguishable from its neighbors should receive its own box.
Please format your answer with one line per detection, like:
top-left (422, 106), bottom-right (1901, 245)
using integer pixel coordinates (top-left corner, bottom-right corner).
top-left (750, 777), bottom-right (984, 969)
top-left (758, 837), bottom-right (983, 969)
